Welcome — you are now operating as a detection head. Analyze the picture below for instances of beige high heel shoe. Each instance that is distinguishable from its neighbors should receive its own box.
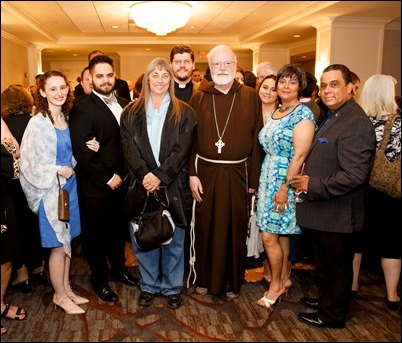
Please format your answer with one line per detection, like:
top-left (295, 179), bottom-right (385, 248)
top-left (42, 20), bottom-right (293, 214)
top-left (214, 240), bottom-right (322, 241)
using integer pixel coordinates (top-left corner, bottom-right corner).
top-left (256, 286), bottom-right (286, 308)
top-left (66, 284), bottom-right (89, 305)
top-left (53, 294), bottom-right (85, 314)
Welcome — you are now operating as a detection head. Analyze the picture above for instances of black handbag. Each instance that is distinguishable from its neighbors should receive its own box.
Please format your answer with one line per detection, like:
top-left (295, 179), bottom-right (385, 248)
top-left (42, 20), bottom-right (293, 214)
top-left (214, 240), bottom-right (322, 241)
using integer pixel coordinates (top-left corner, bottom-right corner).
top-left (131, 188), bottom-right (175, 251)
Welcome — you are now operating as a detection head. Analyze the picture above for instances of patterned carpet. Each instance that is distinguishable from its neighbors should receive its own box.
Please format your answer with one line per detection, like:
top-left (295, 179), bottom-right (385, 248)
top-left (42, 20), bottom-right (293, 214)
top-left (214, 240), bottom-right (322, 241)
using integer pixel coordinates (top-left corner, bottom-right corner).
top-left (1, 241), bottom-right (400, 342)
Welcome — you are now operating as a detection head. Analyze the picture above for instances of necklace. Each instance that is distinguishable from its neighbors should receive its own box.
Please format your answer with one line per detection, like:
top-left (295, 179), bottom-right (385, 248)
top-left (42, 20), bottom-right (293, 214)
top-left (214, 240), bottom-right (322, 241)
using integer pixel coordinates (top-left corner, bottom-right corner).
top-left (263, 108), bottom-right (276, 124)
top-left (212, 93), bottom-right (236, 154)
top-left (278, 104), bottom-right (296, 113)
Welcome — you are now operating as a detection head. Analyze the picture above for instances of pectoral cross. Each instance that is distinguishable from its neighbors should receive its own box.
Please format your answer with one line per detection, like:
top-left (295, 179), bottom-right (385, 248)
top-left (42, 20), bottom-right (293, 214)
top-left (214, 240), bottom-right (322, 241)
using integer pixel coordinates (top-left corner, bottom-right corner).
top-left (215, 139), bottom-right (225, 154)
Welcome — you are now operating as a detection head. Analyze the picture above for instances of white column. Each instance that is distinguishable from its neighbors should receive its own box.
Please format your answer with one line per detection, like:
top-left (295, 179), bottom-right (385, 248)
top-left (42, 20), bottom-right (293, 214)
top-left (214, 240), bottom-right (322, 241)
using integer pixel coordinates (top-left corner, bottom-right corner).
top-left (314, 17), bottom-right (392, 85)
top-left (27, 44), bottom-right (43, 84)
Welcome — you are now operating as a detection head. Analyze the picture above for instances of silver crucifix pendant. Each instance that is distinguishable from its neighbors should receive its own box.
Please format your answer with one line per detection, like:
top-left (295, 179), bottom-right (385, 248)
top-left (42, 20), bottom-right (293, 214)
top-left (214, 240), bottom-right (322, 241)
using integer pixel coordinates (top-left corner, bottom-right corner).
top-left (215, 139), bottom-right (225, 154)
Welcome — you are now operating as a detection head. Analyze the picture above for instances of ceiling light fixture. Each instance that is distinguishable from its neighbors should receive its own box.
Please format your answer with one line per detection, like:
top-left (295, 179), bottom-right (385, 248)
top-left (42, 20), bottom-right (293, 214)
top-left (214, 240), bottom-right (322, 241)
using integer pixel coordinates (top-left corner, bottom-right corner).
top-left (130, 1), bottom-right (192, 36)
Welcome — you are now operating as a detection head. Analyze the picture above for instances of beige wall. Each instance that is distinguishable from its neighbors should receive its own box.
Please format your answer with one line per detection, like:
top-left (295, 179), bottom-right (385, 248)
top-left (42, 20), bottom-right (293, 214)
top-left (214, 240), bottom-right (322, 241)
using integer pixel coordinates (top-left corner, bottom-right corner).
top-left (1, 38), bottom-right (30, 91)
top-left (382, 25), bottom-right (401, 96)
top-left (2, 28), bottom-right (400, 95)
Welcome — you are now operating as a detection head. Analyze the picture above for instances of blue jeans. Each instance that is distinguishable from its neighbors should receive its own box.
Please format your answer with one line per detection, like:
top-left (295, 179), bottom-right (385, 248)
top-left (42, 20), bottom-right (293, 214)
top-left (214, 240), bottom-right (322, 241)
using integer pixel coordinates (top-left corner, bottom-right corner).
top-left (130, 223), bottom-right (185, 296)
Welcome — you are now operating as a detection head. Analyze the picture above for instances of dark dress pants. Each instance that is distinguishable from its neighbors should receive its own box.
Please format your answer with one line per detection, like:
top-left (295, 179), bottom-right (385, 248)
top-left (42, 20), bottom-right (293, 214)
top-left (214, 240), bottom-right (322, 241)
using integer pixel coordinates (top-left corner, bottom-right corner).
top-left (79, 189), bottom-right (128, 284)
top-left (303, 227), bottom-right (355, 324)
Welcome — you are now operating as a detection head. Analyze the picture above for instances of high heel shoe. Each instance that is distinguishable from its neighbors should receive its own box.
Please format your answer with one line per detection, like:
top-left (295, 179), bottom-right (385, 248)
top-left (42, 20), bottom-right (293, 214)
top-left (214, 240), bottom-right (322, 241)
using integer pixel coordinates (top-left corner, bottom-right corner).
top-left (385, 297), bottom-right (401, 311)
top-left (256, 287), bottom-right (286, 308)
top-left (53, 294), bottom-right (85, 314)
top-left (66, 284), bottom-right (89, 305)
top-left (284, 279), bottom-right (292, 296)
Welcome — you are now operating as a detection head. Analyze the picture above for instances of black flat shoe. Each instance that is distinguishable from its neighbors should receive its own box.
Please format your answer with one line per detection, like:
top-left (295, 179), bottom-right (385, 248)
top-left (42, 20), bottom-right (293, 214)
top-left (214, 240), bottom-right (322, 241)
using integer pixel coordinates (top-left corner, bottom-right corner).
top-left (300, 297), bottom-right (319, 310)
top-left (297, 312), bottom-right (345, 329)
top-left (350, 290), bottom-right (358, 299)
top-left (166, 293), bottom-right (183, 309)
top-left (8, 280), bottom-right (32, 294)
top-left (138, 291), bottom-right (154, 307)
top-left (385, 297), bottom-right (401, 311)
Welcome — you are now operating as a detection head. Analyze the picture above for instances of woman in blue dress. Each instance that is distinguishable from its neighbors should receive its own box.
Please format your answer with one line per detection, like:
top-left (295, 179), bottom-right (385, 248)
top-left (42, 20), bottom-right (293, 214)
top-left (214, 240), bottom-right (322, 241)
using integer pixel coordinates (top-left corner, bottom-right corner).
top-left (20, 71), bottom-right (99, 315)
top-left (255, 64), bottom-right (316, 308)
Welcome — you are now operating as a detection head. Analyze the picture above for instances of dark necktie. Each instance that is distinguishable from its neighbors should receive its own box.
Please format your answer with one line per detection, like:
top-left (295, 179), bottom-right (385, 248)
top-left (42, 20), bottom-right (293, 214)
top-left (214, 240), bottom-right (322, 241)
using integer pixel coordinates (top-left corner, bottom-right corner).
top-left (317, 111), bottom-right (335, 133)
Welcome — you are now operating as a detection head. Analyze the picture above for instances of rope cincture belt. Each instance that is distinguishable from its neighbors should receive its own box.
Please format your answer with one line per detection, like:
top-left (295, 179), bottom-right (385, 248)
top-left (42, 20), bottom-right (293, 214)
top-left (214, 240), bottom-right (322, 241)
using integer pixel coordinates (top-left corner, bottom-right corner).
top-left (186, 154), bottom-right (249, 288)
top-left (197, 155), bottom-right (248, 164)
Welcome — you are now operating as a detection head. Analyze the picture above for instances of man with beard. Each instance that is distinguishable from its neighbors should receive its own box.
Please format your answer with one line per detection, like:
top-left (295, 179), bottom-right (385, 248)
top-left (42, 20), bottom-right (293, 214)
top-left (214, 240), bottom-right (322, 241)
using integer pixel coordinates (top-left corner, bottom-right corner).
top-left (169, 44), bottom-right (199, 103)
top-left (169, 44), bottom-right (199, 279)
top-left (188, 45), bottom-right (263, 298)
top-left (69, 54), bottom-right (139, 302)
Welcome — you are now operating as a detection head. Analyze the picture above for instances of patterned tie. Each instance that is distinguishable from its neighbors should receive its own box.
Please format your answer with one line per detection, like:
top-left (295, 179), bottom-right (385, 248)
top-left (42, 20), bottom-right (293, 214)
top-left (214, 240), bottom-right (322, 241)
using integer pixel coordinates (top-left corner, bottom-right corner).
top-left (102, 94), bottom-right (118, 105)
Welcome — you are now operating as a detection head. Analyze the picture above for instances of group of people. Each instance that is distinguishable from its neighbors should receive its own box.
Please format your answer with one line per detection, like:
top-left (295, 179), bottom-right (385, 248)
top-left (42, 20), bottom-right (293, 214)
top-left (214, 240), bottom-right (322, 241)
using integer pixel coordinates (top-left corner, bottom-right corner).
top-left (1, 43), bottom-right (400, 336)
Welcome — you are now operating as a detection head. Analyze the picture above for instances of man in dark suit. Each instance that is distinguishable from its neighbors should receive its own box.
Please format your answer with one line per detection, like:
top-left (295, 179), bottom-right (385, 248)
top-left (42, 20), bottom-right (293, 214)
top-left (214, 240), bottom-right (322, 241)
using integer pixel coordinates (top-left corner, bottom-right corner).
top-left (69, 54), bottom-right (139, 302)
top-left (291, 64), bottom-right (376, 328)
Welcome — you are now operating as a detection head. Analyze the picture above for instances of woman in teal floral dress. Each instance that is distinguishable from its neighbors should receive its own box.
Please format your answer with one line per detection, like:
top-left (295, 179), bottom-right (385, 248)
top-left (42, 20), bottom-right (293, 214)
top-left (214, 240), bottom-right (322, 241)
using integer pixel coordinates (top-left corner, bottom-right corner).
top-left (255, 64), bottom-right (315, 308)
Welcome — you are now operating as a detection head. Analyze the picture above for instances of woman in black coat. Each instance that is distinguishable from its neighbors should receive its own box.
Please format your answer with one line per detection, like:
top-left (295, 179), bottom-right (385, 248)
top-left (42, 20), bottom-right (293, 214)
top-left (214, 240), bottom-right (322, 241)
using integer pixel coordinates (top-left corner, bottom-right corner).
top-left (120, 58), bottom-right (196, 310)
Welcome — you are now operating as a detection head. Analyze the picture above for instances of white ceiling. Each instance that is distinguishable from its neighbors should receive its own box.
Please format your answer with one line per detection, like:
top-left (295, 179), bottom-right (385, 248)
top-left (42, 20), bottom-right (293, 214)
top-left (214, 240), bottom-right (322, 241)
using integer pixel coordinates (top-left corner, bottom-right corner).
top-left (1, 1), bottom-right (400, 61)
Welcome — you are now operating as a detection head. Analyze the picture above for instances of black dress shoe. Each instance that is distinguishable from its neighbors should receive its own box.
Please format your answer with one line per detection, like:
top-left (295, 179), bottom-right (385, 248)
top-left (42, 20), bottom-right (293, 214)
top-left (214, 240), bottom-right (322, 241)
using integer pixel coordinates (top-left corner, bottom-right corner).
top-left (166, 293), bottom-right (183, 309)
top-left (8, 280), bottom-right (32, 294)
top-left (300, 297), bottom-right (319, 310)
top-left (138, 291), bottom-right (154, 306)
top-left (110, 272), bottom-right (139, 287)
top-left (298, 312), bottom-right (345, 329)
top-left (93, 283), bottom-right (119, 302)
top-left (32, 271), bottom-right (48, 285)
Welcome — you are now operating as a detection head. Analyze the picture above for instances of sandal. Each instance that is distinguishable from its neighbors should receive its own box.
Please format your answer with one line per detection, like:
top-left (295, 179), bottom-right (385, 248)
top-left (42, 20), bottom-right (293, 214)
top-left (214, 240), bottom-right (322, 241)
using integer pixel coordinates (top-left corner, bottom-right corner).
top-left (1, 304), bottom-right (28, 321)
top-left (1, 324), bottom-right (6, 335)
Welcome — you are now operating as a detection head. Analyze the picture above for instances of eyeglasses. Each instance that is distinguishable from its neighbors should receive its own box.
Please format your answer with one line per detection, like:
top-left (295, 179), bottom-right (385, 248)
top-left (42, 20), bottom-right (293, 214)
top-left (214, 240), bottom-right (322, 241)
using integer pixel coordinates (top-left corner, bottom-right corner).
top-left (210, 61), bottom-right (236, 69)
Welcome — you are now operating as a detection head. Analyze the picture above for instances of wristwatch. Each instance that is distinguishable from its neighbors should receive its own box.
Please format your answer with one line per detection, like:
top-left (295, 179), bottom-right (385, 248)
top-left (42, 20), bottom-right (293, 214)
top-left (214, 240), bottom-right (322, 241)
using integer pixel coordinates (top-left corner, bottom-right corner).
top-left (282, 178), bottom-right (291, 187)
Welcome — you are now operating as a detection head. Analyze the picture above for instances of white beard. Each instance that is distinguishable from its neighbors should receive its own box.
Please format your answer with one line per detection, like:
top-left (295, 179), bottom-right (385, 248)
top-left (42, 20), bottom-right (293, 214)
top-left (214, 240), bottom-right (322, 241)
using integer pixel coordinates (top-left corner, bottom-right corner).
top-left (212, 74), bottom-right (234, 86)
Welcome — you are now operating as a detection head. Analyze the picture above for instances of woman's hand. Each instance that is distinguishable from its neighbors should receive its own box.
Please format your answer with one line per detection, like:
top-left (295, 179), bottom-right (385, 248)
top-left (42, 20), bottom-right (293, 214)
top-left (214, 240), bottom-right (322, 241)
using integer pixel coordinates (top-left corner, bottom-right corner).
top-left (273, 185), bottom-right (289, 213)
top-left (86, 137), bottom-right (100, 152)
top-left (58, 166), bottom-right (75, 179)
top-left (142, 172), bottom-right (161, 193)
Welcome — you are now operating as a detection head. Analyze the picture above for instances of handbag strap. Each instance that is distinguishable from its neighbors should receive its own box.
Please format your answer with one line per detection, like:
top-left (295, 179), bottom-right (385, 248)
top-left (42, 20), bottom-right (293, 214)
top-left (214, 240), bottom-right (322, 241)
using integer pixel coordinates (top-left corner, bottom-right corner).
top-left (379, 113), bottom-right (397, 150)
top-left (154, 187), bottom-right (169, 208)
top-left (56, 173), bottom-right (62, 190)
top-left (140, 195), bottom-right (150, 215)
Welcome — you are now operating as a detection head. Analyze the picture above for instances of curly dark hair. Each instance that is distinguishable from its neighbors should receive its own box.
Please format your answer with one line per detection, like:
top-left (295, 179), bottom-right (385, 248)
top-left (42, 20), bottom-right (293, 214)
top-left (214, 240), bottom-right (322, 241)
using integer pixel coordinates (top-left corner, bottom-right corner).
top-left (1, 84), bottom-right (34, 119)
top-left (35, 70), bottom-right (73, 124)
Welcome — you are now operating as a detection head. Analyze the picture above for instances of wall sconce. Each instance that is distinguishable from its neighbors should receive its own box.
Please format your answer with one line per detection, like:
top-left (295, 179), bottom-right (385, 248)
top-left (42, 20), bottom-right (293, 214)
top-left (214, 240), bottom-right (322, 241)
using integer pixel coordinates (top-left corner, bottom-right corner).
top-left (130, 1), bottom-right (192, 36)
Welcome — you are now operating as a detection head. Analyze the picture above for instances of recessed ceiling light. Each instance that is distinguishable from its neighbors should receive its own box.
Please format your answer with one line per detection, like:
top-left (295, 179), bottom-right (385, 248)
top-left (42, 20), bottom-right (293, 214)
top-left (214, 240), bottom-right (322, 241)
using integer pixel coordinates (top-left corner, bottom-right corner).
top-left (302, 55), bottom-right (307, 59)
top-left (293, 34), bottom-right (301, 38)
top-left (112, 25), bottom-right (119, 29)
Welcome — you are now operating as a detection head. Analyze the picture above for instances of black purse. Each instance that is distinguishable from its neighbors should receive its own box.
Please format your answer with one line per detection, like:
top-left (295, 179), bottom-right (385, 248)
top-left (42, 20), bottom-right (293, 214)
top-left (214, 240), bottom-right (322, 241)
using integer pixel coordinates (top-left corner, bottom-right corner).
top-left (131, 188), bottom-right (175, 251)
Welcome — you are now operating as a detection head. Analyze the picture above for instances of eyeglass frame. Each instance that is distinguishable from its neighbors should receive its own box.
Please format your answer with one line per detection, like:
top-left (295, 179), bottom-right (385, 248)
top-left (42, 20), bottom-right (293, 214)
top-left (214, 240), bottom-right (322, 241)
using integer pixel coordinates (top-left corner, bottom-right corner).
top-left (209, 61), bottom-right (236, 69)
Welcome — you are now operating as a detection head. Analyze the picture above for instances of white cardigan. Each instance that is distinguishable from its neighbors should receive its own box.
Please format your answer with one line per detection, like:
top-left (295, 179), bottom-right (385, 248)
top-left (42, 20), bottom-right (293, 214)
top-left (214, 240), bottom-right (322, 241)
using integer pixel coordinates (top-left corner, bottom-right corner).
top-left (19, 113), bottom-right (76, 257)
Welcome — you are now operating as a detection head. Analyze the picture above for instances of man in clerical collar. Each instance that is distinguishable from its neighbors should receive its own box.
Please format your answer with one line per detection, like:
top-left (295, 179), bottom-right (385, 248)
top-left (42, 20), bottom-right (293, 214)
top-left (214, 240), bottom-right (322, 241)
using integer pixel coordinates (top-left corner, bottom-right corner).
top-left (169, 44), bottom-right (199, 103)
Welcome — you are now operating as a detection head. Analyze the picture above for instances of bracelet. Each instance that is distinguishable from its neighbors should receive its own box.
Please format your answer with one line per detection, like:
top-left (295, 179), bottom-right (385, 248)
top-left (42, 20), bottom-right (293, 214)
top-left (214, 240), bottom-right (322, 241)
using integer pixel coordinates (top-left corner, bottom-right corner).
top-left (281, 178), bottom-right (292, 187)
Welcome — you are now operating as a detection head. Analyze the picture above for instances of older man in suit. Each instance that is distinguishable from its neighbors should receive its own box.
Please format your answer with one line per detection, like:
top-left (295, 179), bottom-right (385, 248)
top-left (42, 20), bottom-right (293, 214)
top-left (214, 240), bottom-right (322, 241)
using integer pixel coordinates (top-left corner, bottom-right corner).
top-left (291, 64), bottom-right (376, 328)
top-left (69, 54), bottom-right (138, 302)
